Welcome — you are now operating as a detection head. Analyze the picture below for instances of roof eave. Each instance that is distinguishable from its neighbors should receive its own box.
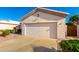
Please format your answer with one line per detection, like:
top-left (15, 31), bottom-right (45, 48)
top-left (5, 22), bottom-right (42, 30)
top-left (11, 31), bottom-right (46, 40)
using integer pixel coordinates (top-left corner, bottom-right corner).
top-left (21, 7), bottom-right (69, 21)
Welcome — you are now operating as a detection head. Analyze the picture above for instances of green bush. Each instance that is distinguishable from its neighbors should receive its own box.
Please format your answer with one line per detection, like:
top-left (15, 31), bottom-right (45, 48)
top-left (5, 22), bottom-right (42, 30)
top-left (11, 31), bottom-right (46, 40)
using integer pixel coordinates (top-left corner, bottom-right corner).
top-left (59, 40), bottom-right (79, 52)
top-left (10, 30), bottom-right (15, 33)
top-left (4, 30), bottom-right (15, 33)
top-left (8, 30), bottom-right (15, 33)
top-left (2, 30), bottom-right (11, 37)
top-left (0, 30), bottom-right (4, 32)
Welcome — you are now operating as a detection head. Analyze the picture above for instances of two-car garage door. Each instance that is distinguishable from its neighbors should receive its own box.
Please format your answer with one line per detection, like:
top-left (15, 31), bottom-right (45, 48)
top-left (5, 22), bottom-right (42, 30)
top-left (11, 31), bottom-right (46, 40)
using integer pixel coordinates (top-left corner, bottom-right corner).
top-left (24, 23), bottom-right (57, 39)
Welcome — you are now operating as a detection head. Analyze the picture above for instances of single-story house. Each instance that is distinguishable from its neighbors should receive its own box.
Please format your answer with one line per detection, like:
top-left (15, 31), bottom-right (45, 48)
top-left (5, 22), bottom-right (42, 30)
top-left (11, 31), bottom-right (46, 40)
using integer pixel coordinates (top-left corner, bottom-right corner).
top-left (21, 8), bottom-right (69, 39)
top-left (0, 20), bottom-right (19, 30)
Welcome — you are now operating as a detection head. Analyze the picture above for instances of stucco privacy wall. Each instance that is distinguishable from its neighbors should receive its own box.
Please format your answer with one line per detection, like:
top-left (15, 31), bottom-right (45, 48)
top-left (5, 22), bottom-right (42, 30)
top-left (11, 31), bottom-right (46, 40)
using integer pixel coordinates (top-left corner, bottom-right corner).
top-left (77, 25), bottom-right (79, 37)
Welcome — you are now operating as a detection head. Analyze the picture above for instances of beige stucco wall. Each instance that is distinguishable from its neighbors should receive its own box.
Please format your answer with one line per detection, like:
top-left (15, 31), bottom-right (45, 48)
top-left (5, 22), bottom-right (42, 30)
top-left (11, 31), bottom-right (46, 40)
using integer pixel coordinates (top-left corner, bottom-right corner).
top-left (57, 18), bottom-right (66, 39)
top-left (22, 11), bottom-right (64, 23)
top-left (21, 23), bottom-right (26, 35)
top-left (0, 23), bottom-right (17, 30)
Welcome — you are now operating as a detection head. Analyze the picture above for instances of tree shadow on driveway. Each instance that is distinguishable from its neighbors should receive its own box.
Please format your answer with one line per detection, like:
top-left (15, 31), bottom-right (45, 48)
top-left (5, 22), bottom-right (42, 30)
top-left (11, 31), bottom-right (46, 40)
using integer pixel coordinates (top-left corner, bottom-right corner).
top-left (33, 46), bottom-right (57, 52)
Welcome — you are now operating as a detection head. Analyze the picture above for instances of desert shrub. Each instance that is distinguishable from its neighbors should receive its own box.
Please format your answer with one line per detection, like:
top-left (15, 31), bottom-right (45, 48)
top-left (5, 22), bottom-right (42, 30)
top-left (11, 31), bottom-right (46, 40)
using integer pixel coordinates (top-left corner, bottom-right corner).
top-left (11, 30), bottom-right (15, 33)
top-left (9, 30), bottom-right (15, 33)
top-left (0, 30), bottom-right (4, 32)
top-left (59, 40), bottom-right (79, 52)
top-left (2, 30), bottom-right (11, 36)
top-left (5, 30), bottom-right (15, 33)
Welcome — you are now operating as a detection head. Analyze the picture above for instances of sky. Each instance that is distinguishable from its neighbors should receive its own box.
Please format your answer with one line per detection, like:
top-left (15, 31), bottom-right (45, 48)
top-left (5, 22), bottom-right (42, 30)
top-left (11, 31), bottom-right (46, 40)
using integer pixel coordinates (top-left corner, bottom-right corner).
top-left (0, 7), bottom-right (79, 23)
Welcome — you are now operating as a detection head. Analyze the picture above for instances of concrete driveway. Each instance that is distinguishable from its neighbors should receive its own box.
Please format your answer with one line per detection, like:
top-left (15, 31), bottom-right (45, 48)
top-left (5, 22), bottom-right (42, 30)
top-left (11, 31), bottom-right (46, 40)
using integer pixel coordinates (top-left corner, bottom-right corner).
top-left (0, 34), bottom-right (57, 52)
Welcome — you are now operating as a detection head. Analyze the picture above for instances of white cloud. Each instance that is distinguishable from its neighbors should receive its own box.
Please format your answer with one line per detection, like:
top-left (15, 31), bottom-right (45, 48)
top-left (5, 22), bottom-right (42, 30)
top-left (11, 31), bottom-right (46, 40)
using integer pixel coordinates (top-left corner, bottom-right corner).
top-left (0, 20), bottom-right (20, 24)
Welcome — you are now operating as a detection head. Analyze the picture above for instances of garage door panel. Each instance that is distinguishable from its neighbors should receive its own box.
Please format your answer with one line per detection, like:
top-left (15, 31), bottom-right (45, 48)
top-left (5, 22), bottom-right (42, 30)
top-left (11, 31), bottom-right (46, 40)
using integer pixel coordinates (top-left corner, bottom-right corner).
top-left (26, 26), bottom-right (50, 37)
top-left (25, 23), bottom-right (57, 38)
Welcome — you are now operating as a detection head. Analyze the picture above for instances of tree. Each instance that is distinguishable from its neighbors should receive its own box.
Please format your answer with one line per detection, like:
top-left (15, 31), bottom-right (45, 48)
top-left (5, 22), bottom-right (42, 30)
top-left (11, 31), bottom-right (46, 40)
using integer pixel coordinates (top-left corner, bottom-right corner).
top-left (70, 15), bottom-right (79, 26)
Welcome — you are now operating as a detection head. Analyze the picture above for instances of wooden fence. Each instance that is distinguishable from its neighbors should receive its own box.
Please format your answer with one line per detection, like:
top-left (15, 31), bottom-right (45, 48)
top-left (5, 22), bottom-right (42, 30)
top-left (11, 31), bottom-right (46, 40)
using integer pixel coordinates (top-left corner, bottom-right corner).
top-left (67, 25), bottom-right (77, 36)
